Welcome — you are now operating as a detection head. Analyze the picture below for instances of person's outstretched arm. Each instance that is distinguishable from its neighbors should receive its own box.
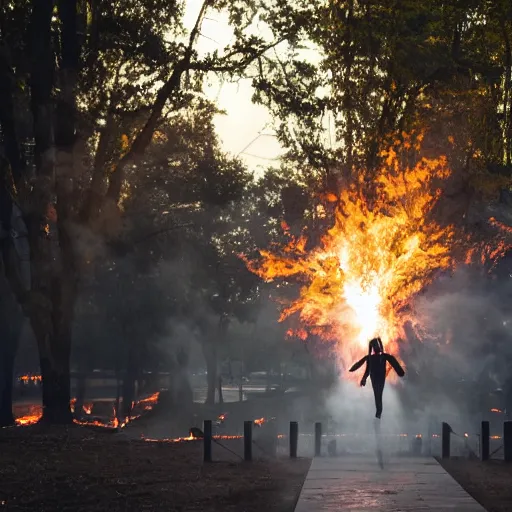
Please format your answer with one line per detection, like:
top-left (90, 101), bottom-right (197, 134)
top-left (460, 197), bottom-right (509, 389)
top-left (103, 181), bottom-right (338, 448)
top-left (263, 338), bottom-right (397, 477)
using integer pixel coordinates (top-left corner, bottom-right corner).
top-left (349, 356), bottom-right (369, 386)
top-left (385, 354), bottom-right (405, 377)
top-left (360, 361), bottom-right (370, 386)
top-left (349, 356), bottom-right (367, 372)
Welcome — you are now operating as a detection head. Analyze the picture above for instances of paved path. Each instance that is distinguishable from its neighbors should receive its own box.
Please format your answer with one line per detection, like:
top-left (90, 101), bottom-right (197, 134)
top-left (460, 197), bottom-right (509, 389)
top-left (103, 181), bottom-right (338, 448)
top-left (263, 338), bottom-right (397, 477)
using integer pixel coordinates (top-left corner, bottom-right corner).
top-left (295, 456), bottom-right (485, 512)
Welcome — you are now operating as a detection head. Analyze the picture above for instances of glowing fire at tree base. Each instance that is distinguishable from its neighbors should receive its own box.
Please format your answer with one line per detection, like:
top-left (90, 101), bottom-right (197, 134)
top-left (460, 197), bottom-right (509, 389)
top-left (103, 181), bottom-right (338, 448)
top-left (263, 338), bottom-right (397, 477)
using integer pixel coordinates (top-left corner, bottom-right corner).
top-left (244, 135), bottom-right (511, 378)
top-left (14, 392), bottom-right (160, 428)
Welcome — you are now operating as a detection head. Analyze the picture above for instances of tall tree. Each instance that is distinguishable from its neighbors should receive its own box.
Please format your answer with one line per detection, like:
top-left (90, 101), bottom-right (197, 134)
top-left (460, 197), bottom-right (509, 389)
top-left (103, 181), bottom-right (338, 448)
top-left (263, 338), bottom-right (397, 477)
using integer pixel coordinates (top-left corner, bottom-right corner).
top-left (253, 0), bottom-right (512, 191)
top-left (0, 0), bottom-right (302, 423)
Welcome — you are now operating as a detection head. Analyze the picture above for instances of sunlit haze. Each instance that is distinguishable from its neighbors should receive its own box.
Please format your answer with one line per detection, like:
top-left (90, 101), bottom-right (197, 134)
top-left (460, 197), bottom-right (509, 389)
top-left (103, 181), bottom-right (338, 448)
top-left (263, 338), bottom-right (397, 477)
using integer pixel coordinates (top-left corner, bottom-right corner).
top-left (184, 0), bottom-right (284, 172)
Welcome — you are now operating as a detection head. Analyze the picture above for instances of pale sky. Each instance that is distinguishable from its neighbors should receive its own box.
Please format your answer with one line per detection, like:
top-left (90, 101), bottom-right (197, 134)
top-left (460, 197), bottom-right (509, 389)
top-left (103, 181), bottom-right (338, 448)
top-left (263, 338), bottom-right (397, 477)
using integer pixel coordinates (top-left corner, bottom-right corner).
top-left (183, 0), bottom-right (285, 173)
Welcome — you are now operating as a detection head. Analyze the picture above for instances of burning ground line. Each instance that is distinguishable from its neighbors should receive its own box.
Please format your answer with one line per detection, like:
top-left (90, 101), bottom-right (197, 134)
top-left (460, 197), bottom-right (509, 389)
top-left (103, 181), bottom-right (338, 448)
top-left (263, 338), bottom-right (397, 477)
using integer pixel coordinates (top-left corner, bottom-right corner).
top-left (142, 433), bottom-right (438, 441)
top-left (143, 434), bottom-right (245, 443)
top-left (13, 391), bottom-right (161, 428)
top-left (141, 417), bottom-right (444, 463)
top-left (142, 419), bottom-right (512, 463)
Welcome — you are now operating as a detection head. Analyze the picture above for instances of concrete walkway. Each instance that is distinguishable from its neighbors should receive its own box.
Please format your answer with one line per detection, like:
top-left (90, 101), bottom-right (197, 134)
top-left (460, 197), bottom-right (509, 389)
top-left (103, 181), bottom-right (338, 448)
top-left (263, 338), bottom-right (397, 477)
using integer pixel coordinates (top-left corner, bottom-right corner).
top-left (295, 456), bottom-right (485, 512)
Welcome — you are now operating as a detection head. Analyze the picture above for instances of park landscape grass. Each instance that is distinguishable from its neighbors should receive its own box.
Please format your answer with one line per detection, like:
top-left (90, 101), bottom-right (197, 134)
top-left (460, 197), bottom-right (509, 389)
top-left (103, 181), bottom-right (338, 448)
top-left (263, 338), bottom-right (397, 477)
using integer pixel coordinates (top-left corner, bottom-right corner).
top-left (439, 457), bottom-right (512, 512)
top-left (0, 425), bottom-right (310, 512)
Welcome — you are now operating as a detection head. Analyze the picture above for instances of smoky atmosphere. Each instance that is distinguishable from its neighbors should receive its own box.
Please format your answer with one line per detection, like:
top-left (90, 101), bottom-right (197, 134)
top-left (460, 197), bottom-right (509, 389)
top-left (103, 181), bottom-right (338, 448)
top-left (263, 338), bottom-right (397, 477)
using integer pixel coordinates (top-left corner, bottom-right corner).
top-left (1, 1), bottom-right (512, 511)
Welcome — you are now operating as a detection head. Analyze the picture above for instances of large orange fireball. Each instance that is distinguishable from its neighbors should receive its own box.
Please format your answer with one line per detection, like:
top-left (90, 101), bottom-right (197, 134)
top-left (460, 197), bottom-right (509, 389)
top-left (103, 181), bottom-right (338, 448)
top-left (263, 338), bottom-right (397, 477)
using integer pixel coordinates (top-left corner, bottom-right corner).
top-left (244, 136), bottom-right (511, 376)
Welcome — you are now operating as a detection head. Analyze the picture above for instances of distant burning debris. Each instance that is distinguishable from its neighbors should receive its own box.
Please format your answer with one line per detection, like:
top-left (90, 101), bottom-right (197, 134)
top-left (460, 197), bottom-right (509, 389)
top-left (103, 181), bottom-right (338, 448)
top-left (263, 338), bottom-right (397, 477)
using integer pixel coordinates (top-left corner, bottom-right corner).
top-left (254, 417), bottom-right (276, 427)
top-left (82, 404), bottom-right (93, 415)
top-left (215, 413), bottom-right (228, 426)
top-left (18, 374), bottom-right (42, 383)
top-left (243, 133), bottom-right (512, 375)
top-left (490, 408), bottom-right (503, 413)
top-left (135, 392), bottom-right (160, 410)
top-left (69, 398), bottom-right (93, 416)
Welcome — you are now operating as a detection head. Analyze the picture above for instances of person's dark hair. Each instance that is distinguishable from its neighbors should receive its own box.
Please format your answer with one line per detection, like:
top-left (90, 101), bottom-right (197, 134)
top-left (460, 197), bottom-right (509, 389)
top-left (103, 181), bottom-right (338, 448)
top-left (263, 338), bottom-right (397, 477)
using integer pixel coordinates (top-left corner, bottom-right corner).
top-left (369, 337), bottom-right (383, 355)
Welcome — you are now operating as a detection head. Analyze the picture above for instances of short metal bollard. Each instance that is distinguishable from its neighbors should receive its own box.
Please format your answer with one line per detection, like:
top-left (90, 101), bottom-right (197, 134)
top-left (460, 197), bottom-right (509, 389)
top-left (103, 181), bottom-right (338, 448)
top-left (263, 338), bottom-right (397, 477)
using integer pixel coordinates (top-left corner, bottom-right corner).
top-left (244, 420), bottom-right (253, 461)
top-left (442, 422), bottom-right (451, 459)
top-left (315, 422), bottom-right (322, 457)
top-left (504, 421), bottom-right (512, 463)
top-left (204, 420), bottom-right (212, 462)
top-left (290, 421), bottom-right (298, 458)
top-left (481, 421), bottom-right (490, 461)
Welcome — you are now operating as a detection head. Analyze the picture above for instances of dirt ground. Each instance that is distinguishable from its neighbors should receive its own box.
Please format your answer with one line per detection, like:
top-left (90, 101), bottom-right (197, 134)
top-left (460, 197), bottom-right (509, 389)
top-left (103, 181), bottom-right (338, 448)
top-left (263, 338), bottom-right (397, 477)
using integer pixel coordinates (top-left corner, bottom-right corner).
top-left (0, 425), bottom-right (310, 512)
top-left (439, 457), bottom-right (512, 512)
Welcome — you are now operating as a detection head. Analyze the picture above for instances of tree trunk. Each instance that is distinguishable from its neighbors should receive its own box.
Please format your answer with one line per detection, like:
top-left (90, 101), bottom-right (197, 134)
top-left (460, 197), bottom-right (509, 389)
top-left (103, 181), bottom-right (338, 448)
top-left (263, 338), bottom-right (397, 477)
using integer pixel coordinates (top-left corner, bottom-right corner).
top-left (0, 303), bottom-right (21, 426)
top-left (0, 348), bottom-right (16, 426)
top-left (0, 45), bottom-right (23, 184)
top-left (203, 344), bottom-right (217, 406)
top-left (239, 359), bottom-right (244, 402)
top-left (31, 296), bottom-right (74, 424)
top-left (497, 17), bottom-right (511, 166)
top-left (0, 256), bottom-right (24, 426)
top-left (114, 370), bottom-right (121, 419)
top-left (74, 372), bottom-right (86, 419)
top-left (217, 375), bottom-right (223, 404)
top-left (121, 350), bottom-right (137, 419)
top-left (0, 42), bottom-right (26, 415)
top-left (28, 269), bottom-right (76, 424)
top-left (72, 345), bottom-right (92, 419)
top-left (22, 0), bottom-right (79, 426)
top-left (29, 0), bottom-right (55, 184)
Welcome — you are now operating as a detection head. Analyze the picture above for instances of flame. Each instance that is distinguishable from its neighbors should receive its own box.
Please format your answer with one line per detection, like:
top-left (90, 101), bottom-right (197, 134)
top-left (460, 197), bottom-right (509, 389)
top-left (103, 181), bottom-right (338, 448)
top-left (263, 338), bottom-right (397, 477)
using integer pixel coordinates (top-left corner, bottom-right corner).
top-left (18, 375), bottom-right (42, 383)
top-left (135, 392), bottom-right (160, 410)
top-left (254, 417), bottom-right (266, 426)
top-left (143, 434), bottom-right (244, 443)
top-left (14, 392), bottom-right (160, 428)
top-left (490, 408), bottom-right (503, 413)
top-left (15, 415), bottom-right (41, 426)
top-left (244, 134), bottom-right (511, 375)
top-left (15, 405), bottom-right (43, 426)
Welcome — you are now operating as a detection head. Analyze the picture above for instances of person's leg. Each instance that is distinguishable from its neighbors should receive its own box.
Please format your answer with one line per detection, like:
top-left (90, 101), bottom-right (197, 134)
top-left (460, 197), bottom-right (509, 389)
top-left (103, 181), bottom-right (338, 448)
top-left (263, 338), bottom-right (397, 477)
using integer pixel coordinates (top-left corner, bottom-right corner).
top-left (372, 380), bottom-right (384, 419)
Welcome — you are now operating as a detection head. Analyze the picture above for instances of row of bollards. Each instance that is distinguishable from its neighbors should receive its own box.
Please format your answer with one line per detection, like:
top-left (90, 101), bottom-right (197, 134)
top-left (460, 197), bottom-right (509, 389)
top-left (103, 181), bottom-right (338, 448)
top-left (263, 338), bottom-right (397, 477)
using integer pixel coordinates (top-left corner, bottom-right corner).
top-left (204, 419), bottom-right (512, 462)
top-left (202, 419), bottom-right (301, 462)
top-left (441, 420), bottom-right (512, 462)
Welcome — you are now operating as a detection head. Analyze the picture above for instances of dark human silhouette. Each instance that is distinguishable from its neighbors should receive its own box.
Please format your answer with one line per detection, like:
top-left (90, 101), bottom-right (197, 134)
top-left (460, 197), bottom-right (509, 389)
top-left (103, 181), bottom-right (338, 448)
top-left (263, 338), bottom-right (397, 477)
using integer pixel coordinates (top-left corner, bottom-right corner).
top-left (349, 337), bottom-right (405, 419)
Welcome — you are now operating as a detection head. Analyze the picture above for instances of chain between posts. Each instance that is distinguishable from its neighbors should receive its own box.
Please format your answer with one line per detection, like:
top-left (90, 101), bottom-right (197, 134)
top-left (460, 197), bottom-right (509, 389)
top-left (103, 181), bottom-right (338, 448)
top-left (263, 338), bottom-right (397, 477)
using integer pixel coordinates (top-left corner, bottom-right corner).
top-left (449, 429), bottom-right (479, 459)
top-left (213, 437), bottom-right (244, 461)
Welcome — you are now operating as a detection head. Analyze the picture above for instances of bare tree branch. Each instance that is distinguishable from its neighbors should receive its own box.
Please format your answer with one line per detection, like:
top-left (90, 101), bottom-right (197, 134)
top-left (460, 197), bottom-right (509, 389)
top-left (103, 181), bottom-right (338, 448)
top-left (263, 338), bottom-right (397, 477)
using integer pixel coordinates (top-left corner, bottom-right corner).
top-left (190, 38), bottom-right (286, 73)
top-left (105, 0), bottom-right (213, 203)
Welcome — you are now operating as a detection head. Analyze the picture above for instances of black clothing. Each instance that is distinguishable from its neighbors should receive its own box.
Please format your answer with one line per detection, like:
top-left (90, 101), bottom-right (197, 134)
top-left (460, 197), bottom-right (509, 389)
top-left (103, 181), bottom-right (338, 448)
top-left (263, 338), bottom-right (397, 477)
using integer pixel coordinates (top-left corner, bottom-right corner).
top-left (349, 352), bottom-right (405, 419)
